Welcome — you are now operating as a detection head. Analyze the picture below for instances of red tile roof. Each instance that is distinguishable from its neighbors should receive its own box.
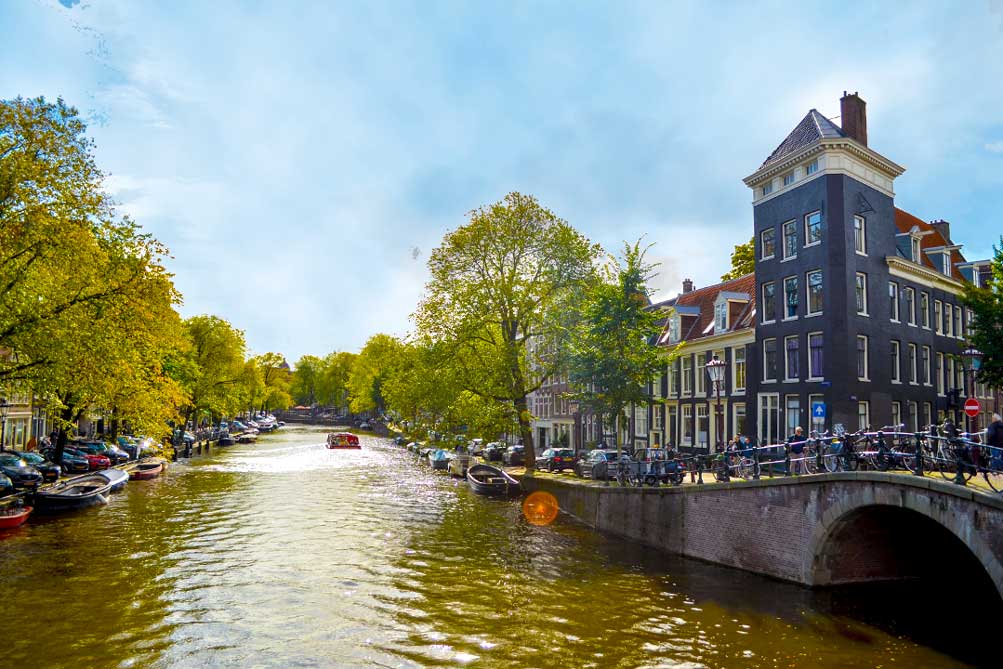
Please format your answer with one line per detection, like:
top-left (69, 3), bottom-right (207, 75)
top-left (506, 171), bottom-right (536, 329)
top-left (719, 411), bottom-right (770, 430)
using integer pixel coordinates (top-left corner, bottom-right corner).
top-left (894, 208), bottom-right (966, 272)
top-left (659, 273), bottom-right (756, 346)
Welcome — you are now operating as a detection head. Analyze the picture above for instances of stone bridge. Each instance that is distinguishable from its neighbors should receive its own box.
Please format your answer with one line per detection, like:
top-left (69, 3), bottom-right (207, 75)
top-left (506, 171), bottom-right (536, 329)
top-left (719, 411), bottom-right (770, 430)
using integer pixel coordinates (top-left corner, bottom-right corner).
top-left (521, 472), bottom-right (1003, 600)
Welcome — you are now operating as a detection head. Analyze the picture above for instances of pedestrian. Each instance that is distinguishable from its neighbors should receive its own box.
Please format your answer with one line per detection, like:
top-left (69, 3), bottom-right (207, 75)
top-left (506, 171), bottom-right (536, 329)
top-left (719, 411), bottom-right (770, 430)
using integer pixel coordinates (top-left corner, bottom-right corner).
top-left (988, 413), bottom-right (1003, 452)
top-left (787, 426), bottom-right (806, 475)
top-left (941, 414), bottom-right (958, 439)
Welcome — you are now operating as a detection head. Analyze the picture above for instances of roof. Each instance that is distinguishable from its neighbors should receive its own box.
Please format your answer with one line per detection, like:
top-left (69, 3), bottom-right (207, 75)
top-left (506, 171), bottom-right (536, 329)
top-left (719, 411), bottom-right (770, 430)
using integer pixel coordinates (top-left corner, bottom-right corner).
top-left (658, 273), bottom-right (756, 346)
top-left (893, 208), bottom-right (966, 272)
top-left (759, 110), bottom-right (845, 170)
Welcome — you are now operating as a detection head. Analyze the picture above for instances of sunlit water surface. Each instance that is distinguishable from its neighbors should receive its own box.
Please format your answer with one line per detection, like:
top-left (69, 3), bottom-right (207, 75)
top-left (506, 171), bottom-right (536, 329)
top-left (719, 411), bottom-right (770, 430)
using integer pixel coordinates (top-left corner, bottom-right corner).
top-left (0, 426), bottom-right (988, 668)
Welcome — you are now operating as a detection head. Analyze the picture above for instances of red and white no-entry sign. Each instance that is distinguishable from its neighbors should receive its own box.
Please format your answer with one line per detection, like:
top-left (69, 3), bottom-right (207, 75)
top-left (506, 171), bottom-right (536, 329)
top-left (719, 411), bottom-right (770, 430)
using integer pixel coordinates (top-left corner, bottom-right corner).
top-left (964, 397), bottom-right (981, 418)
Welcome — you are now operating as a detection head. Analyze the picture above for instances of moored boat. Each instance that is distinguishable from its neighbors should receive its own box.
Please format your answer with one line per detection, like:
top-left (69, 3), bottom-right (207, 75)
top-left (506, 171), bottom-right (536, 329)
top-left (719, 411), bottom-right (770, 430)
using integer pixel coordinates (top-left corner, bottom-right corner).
top-left (0, 504), bottom-right (32, 530)
top-left (34, 475), bottom-right (112, 512)
top-left (447, 452), bottom-right (475, 478)
top-left (96, 468), bottom-right (129, 492)
top-left (326, 432), bottom-right (361, 449)
top-left (125, 461), bottom-right (164, 480)
top-left (467, 464), bottom-right (520, 496)
top-left (428, 449), bottom-right (449, 471)
top-left (217, 434), bottom-right (236, 446)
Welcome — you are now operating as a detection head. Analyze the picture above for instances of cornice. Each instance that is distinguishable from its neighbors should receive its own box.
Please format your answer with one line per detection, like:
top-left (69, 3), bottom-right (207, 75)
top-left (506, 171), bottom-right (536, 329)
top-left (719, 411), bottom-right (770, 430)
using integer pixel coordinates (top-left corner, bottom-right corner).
top-left (743, 137), bottom-right (905, 187)
top-left (886, 256), bottom-right (964, 294)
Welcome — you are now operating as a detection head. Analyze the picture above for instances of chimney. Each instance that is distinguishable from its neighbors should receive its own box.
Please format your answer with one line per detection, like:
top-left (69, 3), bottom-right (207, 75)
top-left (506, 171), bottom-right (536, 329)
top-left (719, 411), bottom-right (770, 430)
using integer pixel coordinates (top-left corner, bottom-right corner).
top-left (840, 91), bottom-right (868, 146)
top-left (682, 278), bottom-right (694, 294)
top-left (930, 219), bottom-right (952, 244)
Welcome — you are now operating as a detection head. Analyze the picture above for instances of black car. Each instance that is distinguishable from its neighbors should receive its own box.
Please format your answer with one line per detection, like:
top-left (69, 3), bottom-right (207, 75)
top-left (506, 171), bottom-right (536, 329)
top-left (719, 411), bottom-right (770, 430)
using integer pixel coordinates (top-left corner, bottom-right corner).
top-left (72, 440), bottom-right (129, 465)
top-left (574, 449), bottom-right (622, 480)
top-left (483, 442), bottom-right (505, 462)
top-left (12, 451), bottom-right (61, 482)
top-left (502, 445), bottom-right (525, 466)
top-left (536, 448), bottom-right (575, 472)
top-left (0, 453), bottom-right (44, 490)
top-left (40, 447), bottom-right (90, 474)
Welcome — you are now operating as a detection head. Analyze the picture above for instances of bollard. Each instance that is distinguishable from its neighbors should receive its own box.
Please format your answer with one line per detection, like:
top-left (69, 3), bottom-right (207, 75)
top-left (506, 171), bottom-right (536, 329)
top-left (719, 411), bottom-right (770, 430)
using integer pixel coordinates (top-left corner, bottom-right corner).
top-left (719, 454), bottom-right (730, 482)
top-left (952, 439), bottom-right (968, 486)
top-left (816, 439), bottom-right (824, 472)
top-left (697, 457), bottom-right (704, 485)
top-left (784, 444), bottom-right (792, 476)
top-left (753, 447), bottom-right (761, 480)
top-left (913, 432), bottom-right (924, 477)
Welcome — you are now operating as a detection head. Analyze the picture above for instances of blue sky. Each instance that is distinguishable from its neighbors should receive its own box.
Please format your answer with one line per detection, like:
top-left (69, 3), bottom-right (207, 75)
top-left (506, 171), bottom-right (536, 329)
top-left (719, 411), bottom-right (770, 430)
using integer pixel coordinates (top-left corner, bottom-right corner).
top-left (4, 1), bottom-right (1002, 363)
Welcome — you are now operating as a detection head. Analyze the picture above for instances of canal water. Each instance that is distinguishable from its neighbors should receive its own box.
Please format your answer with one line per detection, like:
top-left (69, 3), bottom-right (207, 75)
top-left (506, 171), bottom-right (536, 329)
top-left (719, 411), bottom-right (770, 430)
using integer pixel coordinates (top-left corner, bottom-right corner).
top-left (0, 426), bottom-right (992, 668)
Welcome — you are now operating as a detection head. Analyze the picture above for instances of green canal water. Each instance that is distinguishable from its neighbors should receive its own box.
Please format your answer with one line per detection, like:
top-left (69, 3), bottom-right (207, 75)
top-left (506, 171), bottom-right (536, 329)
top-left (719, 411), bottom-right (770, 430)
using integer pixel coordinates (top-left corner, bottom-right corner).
top-left (0, 426), bottom-right (993, 668)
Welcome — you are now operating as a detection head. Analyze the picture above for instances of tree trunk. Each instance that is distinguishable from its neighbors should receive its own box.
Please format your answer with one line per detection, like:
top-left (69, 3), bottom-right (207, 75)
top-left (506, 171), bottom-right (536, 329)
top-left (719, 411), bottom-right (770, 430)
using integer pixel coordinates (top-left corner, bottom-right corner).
top-left (514, 394), bottom-right (535, 472)
top-left (53, 403), bottom-right (76, 466)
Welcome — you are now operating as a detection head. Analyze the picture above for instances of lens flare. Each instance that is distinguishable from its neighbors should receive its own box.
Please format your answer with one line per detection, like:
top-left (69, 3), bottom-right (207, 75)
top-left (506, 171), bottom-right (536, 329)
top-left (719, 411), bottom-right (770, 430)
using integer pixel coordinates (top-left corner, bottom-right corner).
top-left (522, 491), bottom-right (559, 526)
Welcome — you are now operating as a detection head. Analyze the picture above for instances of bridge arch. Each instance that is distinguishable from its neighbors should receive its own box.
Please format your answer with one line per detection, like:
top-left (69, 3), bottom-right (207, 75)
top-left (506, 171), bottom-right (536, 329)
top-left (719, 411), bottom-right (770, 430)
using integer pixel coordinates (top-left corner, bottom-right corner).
top-left (806, 492), bottom-right (1003, 601)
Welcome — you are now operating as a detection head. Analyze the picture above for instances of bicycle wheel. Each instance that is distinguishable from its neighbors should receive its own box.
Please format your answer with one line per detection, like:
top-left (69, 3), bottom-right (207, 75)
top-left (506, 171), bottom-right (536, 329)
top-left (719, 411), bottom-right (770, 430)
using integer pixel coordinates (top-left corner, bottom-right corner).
top-left (843, 453), bottom-right (860, 471)
top-left (984, 450), bottom-right (1003, 493)
top-left (803, 447), bottom-right (818, 474)
top-left (935, 445), bottom-right (955, 480)
top-left (823, 445), bottom-right (841, 472)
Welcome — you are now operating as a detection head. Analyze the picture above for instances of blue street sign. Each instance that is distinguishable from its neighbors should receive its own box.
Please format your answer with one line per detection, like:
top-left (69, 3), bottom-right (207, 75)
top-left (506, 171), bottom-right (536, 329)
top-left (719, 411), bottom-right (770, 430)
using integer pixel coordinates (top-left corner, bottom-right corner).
top-left (811, 401), bottom-right (826, 419)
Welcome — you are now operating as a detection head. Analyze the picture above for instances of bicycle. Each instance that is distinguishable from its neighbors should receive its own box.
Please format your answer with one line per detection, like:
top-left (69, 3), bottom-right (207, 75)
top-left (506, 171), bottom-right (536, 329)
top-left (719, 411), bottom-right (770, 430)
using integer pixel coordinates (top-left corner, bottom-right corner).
top-left (823, 428), bottom-right (862, 472)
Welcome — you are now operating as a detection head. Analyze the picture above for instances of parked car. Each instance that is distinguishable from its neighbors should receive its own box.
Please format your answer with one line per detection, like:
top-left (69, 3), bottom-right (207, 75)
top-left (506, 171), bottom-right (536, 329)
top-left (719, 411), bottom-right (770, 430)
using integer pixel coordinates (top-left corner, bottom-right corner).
top-left (41, 447), bottom-right (90, 474)
top-left (535, 448), bottom-right (575, 472)
top-left (72, 440), bottom-right (129, 466)
top-left (12, 451), bottom-right (61, 482)
top-left (0, 473), bottom-right (12, 497)
top-left (0, 453), bottom-right (44, 490)
top-left (63, 447), bottom-right (111, 471)
top-left (574, 449), bottom-right (622, 480)
top-left (483, 442), bottom-right (505, 462)
top-left (502, 445), bottom-right (525, 466)
top-left (468, 438), bottom-right (485, 456)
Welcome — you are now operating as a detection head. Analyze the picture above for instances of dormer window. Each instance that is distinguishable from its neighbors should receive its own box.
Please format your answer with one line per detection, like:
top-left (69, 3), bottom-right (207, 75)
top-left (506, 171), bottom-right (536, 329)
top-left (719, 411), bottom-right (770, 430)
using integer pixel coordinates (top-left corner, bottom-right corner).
top-left (942, 252), bottom-right (951, 278)
top-left (667, 315), bottom-right (680, 344)
top-left (714, 301), bottom-right (727, 332)
top-left (910, 237), bottom-right (921, 263)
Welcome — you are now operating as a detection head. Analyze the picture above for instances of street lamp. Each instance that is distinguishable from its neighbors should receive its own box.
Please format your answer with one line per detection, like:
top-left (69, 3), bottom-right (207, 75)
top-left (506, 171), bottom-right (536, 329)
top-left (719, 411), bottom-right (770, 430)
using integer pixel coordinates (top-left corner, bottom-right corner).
top-left (705, 353), bottom-right (727, 453)
top-left (961, 346), bottom-right (984, 434)
top-left (0, 397), bottom-right (10, 452)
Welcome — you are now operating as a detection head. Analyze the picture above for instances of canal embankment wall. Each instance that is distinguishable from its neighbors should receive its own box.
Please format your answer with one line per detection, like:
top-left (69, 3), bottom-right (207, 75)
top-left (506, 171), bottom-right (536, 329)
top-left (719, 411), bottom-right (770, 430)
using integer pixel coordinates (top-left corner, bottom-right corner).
top-left (520, 473), bottom-right (1003, 596)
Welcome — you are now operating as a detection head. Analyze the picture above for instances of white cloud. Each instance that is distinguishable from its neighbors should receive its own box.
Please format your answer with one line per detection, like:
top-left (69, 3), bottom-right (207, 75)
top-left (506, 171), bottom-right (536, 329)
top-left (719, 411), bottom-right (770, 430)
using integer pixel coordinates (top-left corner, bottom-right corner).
top-left (986, 141), bottom-right (1003, 153)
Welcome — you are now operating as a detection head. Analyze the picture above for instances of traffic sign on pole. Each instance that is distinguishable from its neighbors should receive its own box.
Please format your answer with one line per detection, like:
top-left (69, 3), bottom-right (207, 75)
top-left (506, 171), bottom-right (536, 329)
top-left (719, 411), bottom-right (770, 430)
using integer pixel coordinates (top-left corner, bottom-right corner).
top-left (811, 402), bottom-right (826, 420)
top-left (964, 397), bottom-right (980, 418)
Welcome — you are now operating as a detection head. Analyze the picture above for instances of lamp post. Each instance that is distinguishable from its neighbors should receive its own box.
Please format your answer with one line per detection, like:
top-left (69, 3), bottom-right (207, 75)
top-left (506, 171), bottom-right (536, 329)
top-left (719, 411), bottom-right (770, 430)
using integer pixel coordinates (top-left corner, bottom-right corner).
top-left (0, 397), bottom-right (10, 452)
top-left (705, 354), bottom-right (727, 457)
top-left (961, 346), bottom-right (984, 435)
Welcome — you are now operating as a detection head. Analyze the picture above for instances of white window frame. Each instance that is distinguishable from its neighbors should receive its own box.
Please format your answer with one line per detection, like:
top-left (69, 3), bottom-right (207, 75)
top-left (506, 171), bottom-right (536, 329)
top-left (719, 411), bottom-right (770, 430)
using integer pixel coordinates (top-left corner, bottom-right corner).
top-left (934, 300), bottom-right (943, 335)
top-left (908, 343), bottom-right (918, 385)
top-left (784, 335), bottom-right (799, 382)
top-left (805, 159), bottom-right (819, 175)
top-left (696, 404), bottom-right (709, 450)
top-left (853, 215), bottom-right (866, 255)
top-left (732, 346), bottom-right (746, 394)
top-left (807, 332), bottom-right (823, 381)
top-left (922, 345), bottom-right (931, 386)
top-left (891, 401), bottom-right (901, 429)
top-left (920, 292), bottom-right (930, 329)
top-left (760, 227), bottom-right (776, 261)
top-left (857, 335), bottom-right (869, 381)
top-left (763, 338), bottom-right (778, 383)
top-left (936, 352), bottom-right (945, 395)
top-left (783, 172), bottom-right (795, 187)
top-left (806, 269), bottom-right (823, 316)
top-left (782, 275), bottom-right (798, 320)
top-left (945, 303), bottom-right (954, 337)
top-left (782, 219), bottom-right (798, 260)
top-left (681, 404), bottom-right (693, 447)
top-left (855, 272), bottom-right (868, 315)
top-left (761, 281), bottom-right (776, 324)
top-left (904, 287), bottom-right (916, 326)
top-left (890, 340), bottom-right (901, 384)
top-left (761, 181), bottom-right (773, 197)
top-left (889, 282), bottom-right (900, 322)
top-left (804, 211), bottom-right (822, 247)
top-left (681, 356), bottom-right (692, 396)
top-left (911, 237), bottom-right (921, 263)
top-left (695, 352), bottom-right (706, 396)
top-left (858, 401), bottom-right (870, 430)
top-left (954, 306), bottom-right (962, 339)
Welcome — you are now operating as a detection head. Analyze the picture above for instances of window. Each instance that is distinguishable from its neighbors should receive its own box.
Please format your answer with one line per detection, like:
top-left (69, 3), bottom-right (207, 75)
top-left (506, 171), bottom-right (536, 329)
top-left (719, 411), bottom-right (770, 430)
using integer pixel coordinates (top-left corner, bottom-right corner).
top-left (783, 276), bottom-right (798, 319)
top-left (921, 292), bottom-right (930, 328)
top-left (696, 404), bottom-right (709, 450)
top-left (806, 270), bottom-right (823, 315)
top-left (714, 301), bottom-right (727, 331)
top-left (808, 332), bottom-right (823, 380)
top-left (854, 216), bottom-right (866, 254)
top-left (922, 346), bottom-right (931, 385)
top-left (947, 356), bottom-right (955, 392)
top-left (890, 341), bottom-right (901, 383)
top-left (944, 303), bottom-right (953, 337)
top-left (936, 353), bottom-right (944, 394)
top-left (804, 211), bottom-right (822, 246)
top-left (783, 220), bottom-right (797, 259)
top-left (668, 405), bottom-right (678, 446)
top-left (763, 338), bottom-right (778, 382)
top-left (785, 336), bottom-right (799, 380)
top-left (904, 288), bottom-right (915, 325)
top-left (954, 307), bottom-right (962, 339)
top-left (908, 343), bottom-right (917, 384)
top-left (805, 159), bottom-right (819, 175)
top-left (761, 182), bottom-right (773, 197)
top-left (681, 356), bottom-right (692, 395)
top-left (783, 172), bottom-right (795, 186)
top-left (785, 395), bottom-right (801, 439)
top-left (668, 360), bottom-right (678, 397)
top-left (889, 282), bottom-right (899, 321)
top-left (696, 352), bottom-right (706, 395)
top-left (762, 282), bottom-right (776, 323)
top-left (908, 401), bottom-right (919, 432)
top-left (891, 401), bottom-right (901, 429)
top-left (760, 228), bottom-right (776, 260)
top-left (682, 405), bottom-right (693, 447)
top-left (634, 405), bottom-right (648, 436)
top-left (653, 404), bottom-right (663, 430)
top-left (855, 273), bottom-right (868, 314)
top-left (858, 401), bottom-right (870, 430)
top-left (733, 347), bottom-right (746, 393)
top-left (942, 252), bottom-right (952, 278)
top-left (667, 315), bottom-right (680, 343)
top-left (759, 393), bottom-right (780, 445)
top-left (857, 335), bottom-right (869, 381)
top-left (934, 300), bottom-right (943, 334)
top-left (924, 402), bottom-right (933, 430)
top-left (733, 403), bottom-right (747, 438)
top-left (911, 237), bottom-right (921, 263)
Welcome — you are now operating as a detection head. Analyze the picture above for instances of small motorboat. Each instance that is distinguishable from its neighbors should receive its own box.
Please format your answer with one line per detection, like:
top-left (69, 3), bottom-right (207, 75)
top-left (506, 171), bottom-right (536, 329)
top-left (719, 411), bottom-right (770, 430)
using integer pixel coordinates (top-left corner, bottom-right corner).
top-left (447, 452), bottom-right (475, 478)
top-left (34, 475), bottom-right (112, 512)
top-left (96, 468), bottom-right (129, 492)
top-left (327, 432), bottom-right (361, 449)
top-left (428, 449), bottom-right (449, 471)
top-left (0, 504), bottom-right (32, 530)
top-left (237, 433), bottom-right (257, 444)
top-left (217, 434), bottom-right (236, 446)
top-left (125, 461), bottom-right (164, 481)
top-left (467, 464), bottom-right (521, 496)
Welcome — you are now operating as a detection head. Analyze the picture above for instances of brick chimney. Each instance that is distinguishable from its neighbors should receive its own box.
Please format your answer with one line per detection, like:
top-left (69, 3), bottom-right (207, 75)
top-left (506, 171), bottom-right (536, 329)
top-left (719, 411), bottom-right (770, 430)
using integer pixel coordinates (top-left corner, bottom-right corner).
top-left (930, 219), bottom-right (952, 244)
top-left (682, 278), bottom-right (694, 294)
top-left (840, 91), bottom-right (868, 146)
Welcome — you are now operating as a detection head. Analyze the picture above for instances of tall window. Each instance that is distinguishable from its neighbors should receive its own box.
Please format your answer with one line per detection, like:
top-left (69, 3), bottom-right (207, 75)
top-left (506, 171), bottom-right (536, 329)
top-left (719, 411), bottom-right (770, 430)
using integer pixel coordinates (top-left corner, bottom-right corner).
top-left (653, 405), bottom-right (663, 430)
top-left (944, 304), bottom-right (953, 337)
top-left (889, 282), bottom-right (899, 321)
top-left (908, 401), bottom-right (919, 432)
top-left (733, 347), bottom-right (746, 393)
top-left (855, 273), bottom-right (868, 314)
top-left (760, 228), bottom-right (776, 260)
top-left (762, 282), bottom-right (776, 323)
top-left (783, 276), bottom-right (798, 319)
top-left (934, 300), bottom-right (943, 334)
top-left (854, 215), bottom-right (866, 254)
top-left (808, 332), bottom-right (823, 379)
top-left (696, 404), bottom-right (709, 450)
top-left (954, 307), bottom-right (962, 339)
top-left (922, 346), bottom-right (931, 385)
top-left (734, 403), bottom-right (747, 438)
top-left (783, 220), bottom-right (797, 259)
top-left (696, 352), bottom-right (706, 395)
top-left (857, 335), bottom-right (869, 381)
top-left (682, 356), bottom-right (692, 395)
top-left (891, 401), bottom-right (901, 429)
top-left (785, 395), bottom-right (801, 439)
top-left (924, 403), bottom-right (933, 430)
top-left (804, 211), bottom-right (822, 246)
top-left (908, 343), bottom-right (917, 384)
top-left (783, 172), bottom-right (795, 187)
top-left (759, 394), bottom-right (780, 445)
top-left (668, 360), bottom-right (678, 396)
top-left (668, 405), bottom-right (678, 446)
top-left (682, 405), bottom-right (693, 446)
top-left (858, 401), bottom-right (870, 430)
top-left (761, 182), bottom-right (773, 197)
top-left (764, 338), bottom-right (777, 382)
top-left (890, 340), bottom-right (900, 383)
top-left (936, 353), bottom-right (944, 394)
top-left (714, 301), bottom-right (727, 331)
top-left (921, 292), bottom-right (930, 328)
top-left (807, 270), bottom-right (823, 315)
top-left (904, 288), bottom-right (915, 325)
top-left (911, 237), bottom-right (921, 263)
top-left (634, 405), bottom-right (648, 436)
top-left (805, 159), bottom-right (819, 175)
top-left (785, 336), bottom-right (799, 380)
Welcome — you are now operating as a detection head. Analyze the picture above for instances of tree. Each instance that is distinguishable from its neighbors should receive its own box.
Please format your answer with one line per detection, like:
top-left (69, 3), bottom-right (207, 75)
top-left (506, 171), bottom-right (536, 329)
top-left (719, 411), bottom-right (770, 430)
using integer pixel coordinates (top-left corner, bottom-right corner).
top-left (179, 315), bottom-right (247, 427)
top-left (318, 351), bottom-right (355, 410)
top-left (565, 240), bottom-right (673, 455)
top-left (348, 334), bottom-right (403, 414)
top-left (720, 237), bottom-right (754, 281)
top-left (414, 192), bottom-right (601, 471)
top-left (963, 237), bottom-right (1003, 389)
top-left (290, 355), bottom-right (323, 406)
top-left (244, 352), bottom-right (292, 413)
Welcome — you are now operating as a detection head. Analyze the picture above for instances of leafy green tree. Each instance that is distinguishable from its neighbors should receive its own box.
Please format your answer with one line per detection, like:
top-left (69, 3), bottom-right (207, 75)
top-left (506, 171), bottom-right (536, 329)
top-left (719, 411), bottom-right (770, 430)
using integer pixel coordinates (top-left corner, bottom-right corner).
top-left (414, 192), bottom-right (600, 470)
top-left (318, 351), bottom-right (355, 410)
top-left (290, 355), bottom-right (323, 406)
top-left (720, 237), bottom-right (754, 281)
top-left (244, 352), bottom-right (291, 413)
top-left (180, 315), bottom-right (247, 427)
top-left (348, 334), bottom-right (403, 413)
top-left (963, 237), bottom-right (1003, 389)
top-left (566, 240), bottom-right (676, 454)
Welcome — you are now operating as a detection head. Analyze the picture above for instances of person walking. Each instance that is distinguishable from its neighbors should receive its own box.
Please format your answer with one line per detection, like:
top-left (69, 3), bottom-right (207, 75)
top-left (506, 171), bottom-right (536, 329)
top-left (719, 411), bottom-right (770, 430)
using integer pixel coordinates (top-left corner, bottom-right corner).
top-left (988, 413), bottom-right (1003, 453)
top-left (787, 426), bottom-right (806, 475)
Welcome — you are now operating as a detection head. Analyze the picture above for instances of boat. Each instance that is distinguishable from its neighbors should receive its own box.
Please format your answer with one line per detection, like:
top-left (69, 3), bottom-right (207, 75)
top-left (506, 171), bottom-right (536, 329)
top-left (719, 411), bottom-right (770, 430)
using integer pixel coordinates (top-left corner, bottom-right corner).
top-left (467, 464), bottom-right (521, 496)
top-left (0, 505), bottom-right (32, 530)
top-left (428, 449), bottom-right (449, 471)
top-left (125, 460), bottom-right (164, 481)
top-left (237, 433), bottom-right (257, 444)
top-left (447, 452), bottom-right (475, 477)
top-left (327, 432), bottom-right (361, 449)
top-left (218, 434), bottom-right (236, 446)
top-left (96, 468), bottom-right (129, 492)
top-left (33, 475), bottom-right (112, 512)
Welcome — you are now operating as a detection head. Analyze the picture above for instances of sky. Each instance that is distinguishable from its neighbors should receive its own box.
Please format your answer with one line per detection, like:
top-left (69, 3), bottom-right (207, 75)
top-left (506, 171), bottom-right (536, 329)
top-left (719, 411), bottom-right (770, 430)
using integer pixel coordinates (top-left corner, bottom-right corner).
top-left (3, 0), bottom-right (1002, 363)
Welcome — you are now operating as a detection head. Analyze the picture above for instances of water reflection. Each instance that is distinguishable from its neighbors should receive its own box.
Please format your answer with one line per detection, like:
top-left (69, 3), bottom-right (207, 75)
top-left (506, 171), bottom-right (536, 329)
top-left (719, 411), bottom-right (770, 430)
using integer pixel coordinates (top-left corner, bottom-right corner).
top-left (0, 426), bottom-right (989, 668)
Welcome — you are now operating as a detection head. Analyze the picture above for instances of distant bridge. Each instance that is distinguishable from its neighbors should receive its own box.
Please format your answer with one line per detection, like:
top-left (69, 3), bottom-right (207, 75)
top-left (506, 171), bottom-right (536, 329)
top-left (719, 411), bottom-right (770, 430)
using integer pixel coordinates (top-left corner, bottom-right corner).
top-left (522, 472), bottom-right (1003, 599)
